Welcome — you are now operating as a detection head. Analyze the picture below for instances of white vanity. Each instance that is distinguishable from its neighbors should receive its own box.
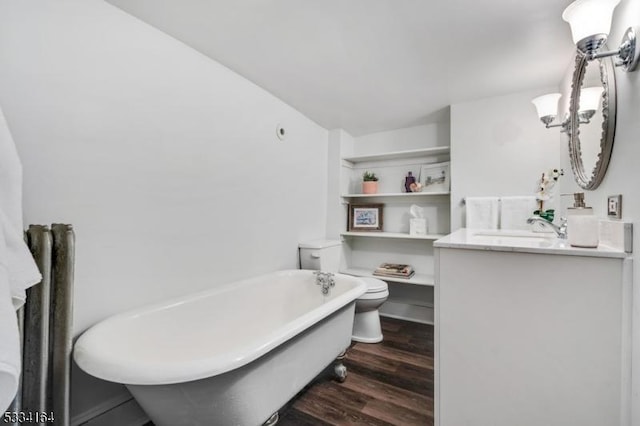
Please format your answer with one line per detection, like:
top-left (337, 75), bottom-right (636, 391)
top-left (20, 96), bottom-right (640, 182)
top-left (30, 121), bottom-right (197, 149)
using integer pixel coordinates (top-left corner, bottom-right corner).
top-left (434, 229), bottom-right (632, 426)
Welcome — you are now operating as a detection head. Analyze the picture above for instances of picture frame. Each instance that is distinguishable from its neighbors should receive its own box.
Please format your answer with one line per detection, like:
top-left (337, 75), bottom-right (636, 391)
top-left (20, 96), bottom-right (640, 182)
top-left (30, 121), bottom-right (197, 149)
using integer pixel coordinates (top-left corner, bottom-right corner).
top-left (348, 204), bottom-right (384, 231)
top-left (419, 161), bottom-right (450, 192)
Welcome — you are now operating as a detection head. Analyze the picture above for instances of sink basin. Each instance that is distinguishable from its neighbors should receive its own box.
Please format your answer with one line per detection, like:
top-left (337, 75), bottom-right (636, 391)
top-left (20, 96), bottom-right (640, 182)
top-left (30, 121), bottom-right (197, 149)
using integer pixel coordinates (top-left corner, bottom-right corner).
top-left (470, 230), bottom-right (555, 246)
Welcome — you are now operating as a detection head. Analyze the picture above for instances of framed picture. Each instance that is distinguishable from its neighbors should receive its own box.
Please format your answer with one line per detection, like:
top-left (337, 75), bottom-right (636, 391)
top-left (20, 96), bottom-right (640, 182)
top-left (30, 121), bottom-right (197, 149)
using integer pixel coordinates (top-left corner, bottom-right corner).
top-left (419, 161), bottom-right (450, 192)
top-left (348, 204), bottom-right (384, 231)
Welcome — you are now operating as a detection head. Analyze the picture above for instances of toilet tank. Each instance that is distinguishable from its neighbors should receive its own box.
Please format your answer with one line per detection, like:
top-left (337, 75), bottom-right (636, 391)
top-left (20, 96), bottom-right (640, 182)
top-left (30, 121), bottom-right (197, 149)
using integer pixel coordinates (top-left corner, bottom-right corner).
top-left (299, 240), bottom-right (342, 272)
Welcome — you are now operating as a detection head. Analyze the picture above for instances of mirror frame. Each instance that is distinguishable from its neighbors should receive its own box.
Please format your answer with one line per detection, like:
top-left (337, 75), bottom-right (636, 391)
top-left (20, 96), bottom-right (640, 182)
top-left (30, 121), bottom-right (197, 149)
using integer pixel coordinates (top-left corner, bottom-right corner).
top-left (567, 52), bottom-right (617, 190)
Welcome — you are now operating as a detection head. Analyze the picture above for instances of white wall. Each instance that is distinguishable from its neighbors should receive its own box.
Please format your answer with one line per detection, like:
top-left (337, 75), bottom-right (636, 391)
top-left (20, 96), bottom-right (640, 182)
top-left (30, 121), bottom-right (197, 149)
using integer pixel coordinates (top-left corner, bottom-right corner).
top-left (557, 1), bottom-right (640, 422)
top-left (326, 129), bottom-right (356, 240)
top-left (0, 0), bottom-right (329, 422)
top-left (450, 88), bottom-right (563, 230)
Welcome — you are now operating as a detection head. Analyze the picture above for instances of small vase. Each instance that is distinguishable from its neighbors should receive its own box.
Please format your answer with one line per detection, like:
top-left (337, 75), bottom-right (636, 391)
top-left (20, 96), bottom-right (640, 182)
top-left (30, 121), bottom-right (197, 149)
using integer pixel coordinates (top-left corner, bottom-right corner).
top-left (362, 181), bottom-right (378, 194)
top-left (404, 172), bottom-right (416, 193)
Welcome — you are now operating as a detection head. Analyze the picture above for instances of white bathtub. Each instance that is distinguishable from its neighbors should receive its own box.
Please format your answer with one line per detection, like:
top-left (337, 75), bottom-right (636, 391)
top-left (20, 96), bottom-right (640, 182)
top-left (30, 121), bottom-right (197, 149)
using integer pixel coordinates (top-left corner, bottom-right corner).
top-left (74, 270), bottom-right (366, 426)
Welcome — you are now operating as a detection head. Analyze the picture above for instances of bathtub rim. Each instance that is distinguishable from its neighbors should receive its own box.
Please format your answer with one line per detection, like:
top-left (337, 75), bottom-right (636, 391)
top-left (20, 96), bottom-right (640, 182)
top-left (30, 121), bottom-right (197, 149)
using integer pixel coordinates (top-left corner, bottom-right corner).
top-left (73, 270), bottom-right (366, 385)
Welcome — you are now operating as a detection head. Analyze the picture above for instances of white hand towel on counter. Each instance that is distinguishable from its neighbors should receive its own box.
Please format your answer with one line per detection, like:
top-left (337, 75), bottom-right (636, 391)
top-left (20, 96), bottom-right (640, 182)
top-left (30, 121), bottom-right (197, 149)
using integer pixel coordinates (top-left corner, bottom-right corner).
top-left (465, 197), bottom-right (500, 230)
top-left (500, 196), bottom-right (538, 231)
top-left (0, 105), bottom-right (42, 413)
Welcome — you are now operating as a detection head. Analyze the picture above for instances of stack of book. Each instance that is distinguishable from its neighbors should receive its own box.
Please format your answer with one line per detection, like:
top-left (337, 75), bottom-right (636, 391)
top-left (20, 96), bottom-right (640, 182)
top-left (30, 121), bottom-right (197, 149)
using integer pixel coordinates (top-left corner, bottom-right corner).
top-left (373, 263), bottom-right (415, 279)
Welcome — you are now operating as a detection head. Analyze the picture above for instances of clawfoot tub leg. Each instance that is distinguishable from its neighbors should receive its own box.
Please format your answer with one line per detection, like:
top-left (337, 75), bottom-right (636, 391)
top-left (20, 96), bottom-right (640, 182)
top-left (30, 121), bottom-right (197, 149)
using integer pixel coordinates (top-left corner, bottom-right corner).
top-left (263, 411), bottom-right (279, 426)
top-left (334, 350), bottom-right (348, 382)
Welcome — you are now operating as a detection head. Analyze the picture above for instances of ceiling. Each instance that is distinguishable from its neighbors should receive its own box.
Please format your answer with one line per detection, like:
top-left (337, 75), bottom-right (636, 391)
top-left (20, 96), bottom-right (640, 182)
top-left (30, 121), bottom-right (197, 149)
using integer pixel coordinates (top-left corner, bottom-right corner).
top-left (106, 0), bottom-right (576, 136)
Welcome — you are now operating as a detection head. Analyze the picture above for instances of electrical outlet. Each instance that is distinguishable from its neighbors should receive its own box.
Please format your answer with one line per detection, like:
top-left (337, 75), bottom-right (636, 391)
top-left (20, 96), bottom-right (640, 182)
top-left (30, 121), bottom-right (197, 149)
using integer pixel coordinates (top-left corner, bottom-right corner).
top-left (607, 194), bottom-right (622, 219)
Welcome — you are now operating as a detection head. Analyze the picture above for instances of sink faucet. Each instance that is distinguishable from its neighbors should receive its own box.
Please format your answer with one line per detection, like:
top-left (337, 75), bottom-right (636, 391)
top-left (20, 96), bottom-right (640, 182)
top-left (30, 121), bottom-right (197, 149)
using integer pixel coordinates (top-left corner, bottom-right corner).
top-left (526, 217), bottom-right (568, 239)
top-left (313, 271), bottom-right (335, 295)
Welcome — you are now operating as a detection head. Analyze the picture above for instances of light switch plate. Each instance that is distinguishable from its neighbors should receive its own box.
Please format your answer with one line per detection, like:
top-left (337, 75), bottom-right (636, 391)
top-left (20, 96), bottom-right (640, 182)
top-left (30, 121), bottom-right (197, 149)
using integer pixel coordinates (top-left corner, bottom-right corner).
top-left (607, 194), bottom-right (622, 219)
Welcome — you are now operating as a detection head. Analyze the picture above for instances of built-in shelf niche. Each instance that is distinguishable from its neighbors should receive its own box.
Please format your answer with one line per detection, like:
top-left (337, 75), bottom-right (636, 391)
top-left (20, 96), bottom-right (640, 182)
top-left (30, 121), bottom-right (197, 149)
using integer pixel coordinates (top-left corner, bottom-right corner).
top-left (338, 144), bottom-right (450, 325)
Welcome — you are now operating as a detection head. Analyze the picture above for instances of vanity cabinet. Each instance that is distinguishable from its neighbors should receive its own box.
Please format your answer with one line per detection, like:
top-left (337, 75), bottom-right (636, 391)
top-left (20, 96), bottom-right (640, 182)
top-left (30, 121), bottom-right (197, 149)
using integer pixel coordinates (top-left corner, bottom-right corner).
top-left (435, 232), bottom-right (632, 426)
top-left (339, 147), bottom-right (450, 324)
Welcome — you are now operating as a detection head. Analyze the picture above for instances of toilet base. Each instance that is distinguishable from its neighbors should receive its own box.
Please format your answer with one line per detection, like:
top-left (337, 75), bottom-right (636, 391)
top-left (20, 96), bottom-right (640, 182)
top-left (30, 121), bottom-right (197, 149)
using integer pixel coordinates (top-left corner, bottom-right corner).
top-left (352, 310), bottom-right (383, 343)
top-left (352, 334), bottom-right (383, 344)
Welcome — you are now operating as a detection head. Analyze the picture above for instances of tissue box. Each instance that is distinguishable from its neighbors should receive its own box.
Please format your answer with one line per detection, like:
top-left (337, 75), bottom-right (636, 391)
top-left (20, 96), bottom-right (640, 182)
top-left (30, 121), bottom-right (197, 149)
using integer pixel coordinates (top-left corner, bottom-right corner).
top-left (410, 218), bottom-right (428, 236)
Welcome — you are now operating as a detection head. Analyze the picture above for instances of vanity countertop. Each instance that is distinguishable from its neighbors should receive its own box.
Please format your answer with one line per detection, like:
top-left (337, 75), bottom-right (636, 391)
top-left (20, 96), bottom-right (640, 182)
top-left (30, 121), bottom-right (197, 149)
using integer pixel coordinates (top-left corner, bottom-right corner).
top-left (435, 229), bottom-right (629, 259)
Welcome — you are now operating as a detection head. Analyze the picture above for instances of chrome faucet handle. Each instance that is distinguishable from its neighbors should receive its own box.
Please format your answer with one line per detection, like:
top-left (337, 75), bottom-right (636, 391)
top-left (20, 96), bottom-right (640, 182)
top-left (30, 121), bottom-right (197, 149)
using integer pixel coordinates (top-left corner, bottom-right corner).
top-left (558, 217), bottom-right (568, 239)
top-left (313, 271), bottom-right (334, 287)
top-left (327, 273), bottom-right (336, 287)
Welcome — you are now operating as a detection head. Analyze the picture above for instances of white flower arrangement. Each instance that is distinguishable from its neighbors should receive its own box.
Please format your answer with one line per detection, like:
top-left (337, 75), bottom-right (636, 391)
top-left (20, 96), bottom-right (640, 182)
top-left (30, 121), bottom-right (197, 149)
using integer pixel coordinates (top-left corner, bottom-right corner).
top-left (534, 168), bottom-right (564, 222)
top-left (536, 168), bottom-right (564, 202)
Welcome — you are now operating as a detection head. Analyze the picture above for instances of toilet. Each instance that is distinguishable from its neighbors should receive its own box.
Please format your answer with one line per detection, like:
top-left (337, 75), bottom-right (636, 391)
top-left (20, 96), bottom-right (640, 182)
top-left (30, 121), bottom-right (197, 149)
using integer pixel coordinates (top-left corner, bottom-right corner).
top-left (299, 240), bottom-right (389, 343)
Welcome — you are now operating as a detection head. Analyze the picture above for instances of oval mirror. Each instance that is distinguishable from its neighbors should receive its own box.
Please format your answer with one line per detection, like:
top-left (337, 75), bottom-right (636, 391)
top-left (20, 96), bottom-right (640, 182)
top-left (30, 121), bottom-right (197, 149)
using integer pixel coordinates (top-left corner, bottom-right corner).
top-left (567, 52), bottom-right (616, 190)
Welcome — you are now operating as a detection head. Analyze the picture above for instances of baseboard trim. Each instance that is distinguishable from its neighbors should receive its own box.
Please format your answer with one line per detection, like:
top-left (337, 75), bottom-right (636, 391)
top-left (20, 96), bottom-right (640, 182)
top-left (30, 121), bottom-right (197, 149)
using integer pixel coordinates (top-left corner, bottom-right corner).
top-left (380, 301), bottom-right (434, 325)
top-left (72, 395), bottom-right (148, 426)
top-left (380, 312), bottom-right (434, 325)
top-left (71, 394), bottom-right (131, 426)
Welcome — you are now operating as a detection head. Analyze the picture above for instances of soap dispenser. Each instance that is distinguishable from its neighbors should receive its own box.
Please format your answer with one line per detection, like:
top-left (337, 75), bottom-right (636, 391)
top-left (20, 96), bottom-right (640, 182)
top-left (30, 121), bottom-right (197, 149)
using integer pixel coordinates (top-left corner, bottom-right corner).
top-left (567, 193), bottom-right (599, 248)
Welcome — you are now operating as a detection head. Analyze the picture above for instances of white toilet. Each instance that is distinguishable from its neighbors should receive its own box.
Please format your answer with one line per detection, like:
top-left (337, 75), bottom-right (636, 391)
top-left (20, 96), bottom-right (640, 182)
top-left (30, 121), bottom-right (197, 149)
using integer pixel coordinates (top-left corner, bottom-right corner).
top-left (299, 240), bottom-right (389, 343)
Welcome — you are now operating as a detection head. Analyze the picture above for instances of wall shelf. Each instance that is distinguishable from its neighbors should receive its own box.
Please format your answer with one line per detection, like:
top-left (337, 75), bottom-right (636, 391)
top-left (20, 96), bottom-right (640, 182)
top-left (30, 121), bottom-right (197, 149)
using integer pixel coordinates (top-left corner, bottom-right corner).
top-left (342, 146), bottom-right (450, 163)
top-left (342, 191), bottom-right (450, 198)
top-left (341, 231), bottom-right (446, 241)
top-left (338, 141), bottom-right (450, 324)
top-left (340, 267), bottom-right (435, 287)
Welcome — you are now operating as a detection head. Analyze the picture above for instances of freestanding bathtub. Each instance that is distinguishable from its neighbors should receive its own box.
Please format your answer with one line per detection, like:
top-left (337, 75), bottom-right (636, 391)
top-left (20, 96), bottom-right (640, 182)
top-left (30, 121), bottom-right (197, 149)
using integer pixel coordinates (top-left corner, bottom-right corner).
top-left (74, 270), bottom-right (366, 426)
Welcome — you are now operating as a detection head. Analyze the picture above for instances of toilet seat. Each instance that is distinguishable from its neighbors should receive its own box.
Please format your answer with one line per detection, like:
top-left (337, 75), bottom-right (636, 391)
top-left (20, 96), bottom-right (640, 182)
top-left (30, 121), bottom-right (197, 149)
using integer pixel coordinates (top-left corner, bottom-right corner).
top-left (361, 277), bottom-right (388, 291)
top-left (358, 277), bottom-right (389, 300)
top-left (357, 289), bottom-right (390, 300)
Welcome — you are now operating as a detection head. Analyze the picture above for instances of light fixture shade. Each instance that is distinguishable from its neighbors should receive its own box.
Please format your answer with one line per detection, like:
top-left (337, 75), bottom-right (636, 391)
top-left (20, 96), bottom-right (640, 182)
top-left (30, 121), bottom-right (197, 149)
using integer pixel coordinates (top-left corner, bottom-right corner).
top-left (532, 93), bottom-right (561, 119)
top-left (579, 86), bottom-right (604, 111)
top-left (562, 0), bottom-right (620, 45)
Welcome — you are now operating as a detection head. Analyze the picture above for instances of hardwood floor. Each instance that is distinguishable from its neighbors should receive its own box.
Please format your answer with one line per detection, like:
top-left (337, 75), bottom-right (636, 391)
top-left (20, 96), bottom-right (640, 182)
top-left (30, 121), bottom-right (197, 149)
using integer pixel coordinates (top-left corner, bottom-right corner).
top-left (144, 317), bottom-right (433, 426)
top-left (279, 317), bottom-right (434, 426)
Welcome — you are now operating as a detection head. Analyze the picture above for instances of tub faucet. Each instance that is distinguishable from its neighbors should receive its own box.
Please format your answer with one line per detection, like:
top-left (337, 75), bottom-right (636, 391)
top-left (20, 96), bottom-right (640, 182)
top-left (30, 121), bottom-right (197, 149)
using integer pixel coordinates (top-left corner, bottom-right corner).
top-left (526, 217), bottom-right (568, 239)
top-left (313, 271), bottom-right (335, 295)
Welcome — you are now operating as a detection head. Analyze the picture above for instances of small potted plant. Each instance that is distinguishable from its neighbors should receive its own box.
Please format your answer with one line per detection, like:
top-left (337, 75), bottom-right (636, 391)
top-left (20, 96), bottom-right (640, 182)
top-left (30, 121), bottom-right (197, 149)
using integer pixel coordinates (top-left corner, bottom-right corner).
top-left (362, 171), bottom-right (379, 194)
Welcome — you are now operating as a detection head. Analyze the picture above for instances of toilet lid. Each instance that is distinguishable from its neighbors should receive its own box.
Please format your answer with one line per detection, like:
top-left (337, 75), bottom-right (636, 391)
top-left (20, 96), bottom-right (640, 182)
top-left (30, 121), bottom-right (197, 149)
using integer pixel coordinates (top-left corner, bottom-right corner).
top-left (360, 277), bottom-right (388, 293)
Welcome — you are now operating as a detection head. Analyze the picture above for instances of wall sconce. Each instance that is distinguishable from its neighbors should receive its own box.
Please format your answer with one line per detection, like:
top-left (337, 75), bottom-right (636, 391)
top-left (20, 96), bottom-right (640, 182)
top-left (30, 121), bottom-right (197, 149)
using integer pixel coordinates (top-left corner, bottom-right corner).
top-left (577, 86), bottom-right (604, 123)
top-left (532, 93), bottom-right (569, 131)
top-left (562, 0), bottom-right (639, 72)
top-left (532, 87), bottom-right (603, 131)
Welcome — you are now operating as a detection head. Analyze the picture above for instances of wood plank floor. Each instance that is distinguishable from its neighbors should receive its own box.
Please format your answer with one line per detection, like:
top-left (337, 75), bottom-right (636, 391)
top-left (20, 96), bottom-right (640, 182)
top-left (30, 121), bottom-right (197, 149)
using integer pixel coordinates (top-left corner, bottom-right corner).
top-left (144, 317), bottom-right (433, 426)
top-left (279, 317), bottom-right (433, 426)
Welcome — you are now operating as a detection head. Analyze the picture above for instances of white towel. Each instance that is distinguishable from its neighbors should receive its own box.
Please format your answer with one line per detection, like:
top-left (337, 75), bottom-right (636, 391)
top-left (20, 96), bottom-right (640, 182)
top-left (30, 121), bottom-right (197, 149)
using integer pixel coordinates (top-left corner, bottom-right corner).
top-left (0, 105), bottom-right (42, 412)
top-left (465, 197), bottom-right (500, 230)
top-left (0, 233), bottom-right (22, 414)
top-left (500, 196), bottom-right (538, 231)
